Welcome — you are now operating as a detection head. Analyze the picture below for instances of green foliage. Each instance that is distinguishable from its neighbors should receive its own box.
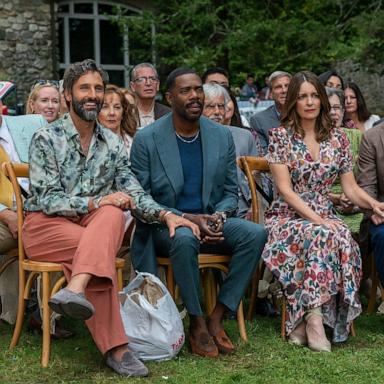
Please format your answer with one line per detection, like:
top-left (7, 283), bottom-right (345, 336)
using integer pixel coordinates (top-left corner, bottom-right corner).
top-left (113, 0), bottom-right (384, 86)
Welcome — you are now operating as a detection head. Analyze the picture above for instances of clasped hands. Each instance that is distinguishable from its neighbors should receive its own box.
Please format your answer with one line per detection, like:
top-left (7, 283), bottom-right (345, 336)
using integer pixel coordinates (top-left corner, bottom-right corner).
top-left (183, 213), bottom-right (226, 244)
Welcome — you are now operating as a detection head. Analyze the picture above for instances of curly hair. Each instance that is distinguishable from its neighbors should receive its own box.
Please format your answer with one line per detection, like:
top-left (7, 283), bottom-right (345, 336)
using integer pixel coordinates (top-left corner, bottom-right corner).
top-left (104, 85), bottom-right (138, 138)
top-left (281, 71), bottom-right (332, 142)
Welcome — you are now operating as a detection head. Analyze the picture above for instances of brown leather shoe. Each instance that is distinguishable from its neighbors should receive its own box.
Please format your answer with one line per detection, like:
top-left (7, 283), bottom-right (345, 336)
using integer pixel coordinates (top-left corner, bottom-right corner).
top-left (28, 314), bottom-right (75, 339)
top-left (189, 332), bottom-right (219, 358)
top-left (210, 329), bottom-right (235, 354)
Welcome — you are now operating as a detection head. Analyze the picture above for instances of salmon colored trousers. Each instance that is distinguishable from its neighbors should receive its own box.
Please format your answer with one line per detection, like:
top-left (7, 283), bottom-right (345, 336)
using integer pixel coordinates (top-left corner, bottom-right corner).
top-left (22, 206), bottom-right (128, 354)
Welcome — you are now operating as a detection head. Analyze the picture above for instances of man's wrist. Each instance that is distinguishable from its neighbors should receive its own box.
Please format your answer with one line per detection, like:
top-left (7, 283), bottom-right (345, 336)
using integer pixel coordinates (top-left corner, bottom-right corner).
top-left (159, 210), bottom-right (173, 223)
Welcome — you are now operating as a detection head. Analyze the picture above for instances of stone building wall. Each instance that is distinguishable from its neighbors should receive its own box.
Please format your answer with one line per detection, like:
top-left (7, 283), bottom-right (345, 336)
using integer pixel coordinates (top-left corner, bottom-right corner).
top-left (0, 0), bottom-right (55, 109)
top-left (336, 61), bottom-right (384, 116)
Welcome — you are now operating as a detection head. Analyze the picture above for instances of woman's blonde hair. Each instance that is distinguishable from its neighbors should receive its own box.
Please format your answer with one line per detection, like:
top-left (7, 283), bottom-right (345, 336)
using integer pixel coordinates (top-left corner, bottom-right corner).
top-left (26, 83), bottom-right (60, 114)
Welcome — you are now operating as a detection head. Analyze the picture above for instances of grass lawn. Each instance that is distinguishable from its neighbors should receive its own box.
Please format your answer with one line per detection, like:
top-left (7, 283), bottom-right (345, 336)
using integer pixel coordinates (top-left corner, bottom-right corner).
top-left (1, 312), bottom-right (384, 384)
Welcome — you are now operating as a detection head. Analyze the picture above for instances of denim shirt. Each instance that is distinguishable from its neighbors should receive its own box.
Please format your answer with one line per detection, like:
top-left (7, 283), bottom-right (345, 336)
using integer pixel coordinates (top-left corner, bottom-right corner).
top-left (24, 113), bottom-right (164, 222)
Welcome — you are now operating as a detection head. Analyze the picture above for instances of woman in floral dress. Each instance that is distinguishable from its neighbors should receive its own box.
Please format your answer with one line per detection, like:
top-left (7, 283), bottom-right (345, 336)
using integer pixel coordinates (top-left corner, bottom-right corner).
top-left (262, 71), bottom-right (384, 352)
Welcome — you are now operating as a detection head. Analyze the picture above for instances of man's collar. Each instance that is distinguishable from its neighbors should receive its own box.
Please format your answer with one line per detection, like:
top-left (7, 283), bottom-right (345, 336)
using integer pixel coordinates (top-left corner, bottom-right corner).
top-left (273, 103), bottom-right (281, 118)
top-left (63, 113), bottom-right (106, 141)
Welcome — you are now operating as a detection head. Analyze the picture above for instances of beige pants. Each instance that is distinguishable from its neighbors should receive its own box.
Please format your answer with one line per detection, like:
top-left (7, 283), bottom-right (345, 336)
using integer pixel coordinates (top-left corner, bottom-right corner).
top-left (0, 220), bottom-right (18, 324)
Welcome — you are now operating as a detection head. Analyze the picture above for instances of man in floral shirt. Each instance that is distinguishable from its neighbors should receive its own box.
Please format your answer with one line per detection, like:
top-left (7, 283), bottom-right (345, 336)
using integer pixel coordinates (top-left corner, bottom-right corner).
top-left (23, 59), bottom-right (199, 377)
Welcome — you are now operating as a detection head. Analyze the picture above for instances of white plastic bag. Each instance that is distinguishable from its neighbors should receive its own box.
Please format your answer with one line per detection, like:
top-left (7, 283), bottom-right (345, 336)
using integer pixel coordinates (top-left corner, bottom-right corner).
top-left (119, 272), bottom-right (185, 361)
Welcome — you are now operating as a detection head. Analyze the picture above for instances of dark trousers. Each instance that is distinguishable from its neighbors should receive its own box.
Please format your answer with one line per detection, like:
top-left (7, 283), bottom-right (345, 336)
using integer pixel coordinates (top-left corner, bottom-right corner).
top-left (371, 222), bottom-right (384, 285)
top-left (140, 218), bottom-right (267, 316)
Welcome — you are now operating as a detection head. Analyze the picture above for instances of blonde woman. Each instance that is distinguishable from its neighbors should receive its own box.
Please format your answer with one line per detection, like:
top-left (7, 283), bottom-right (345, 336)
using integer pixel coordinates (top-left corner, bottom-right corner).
top-left (26, 80), bottom-right (60, 123)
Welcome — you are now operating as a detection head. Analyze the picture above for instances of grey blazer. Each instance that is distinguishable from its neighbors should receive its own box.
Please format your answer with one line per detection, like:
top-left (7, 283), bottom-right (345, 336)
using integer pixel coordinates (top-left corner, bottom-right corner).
top-left (357, 123), bottom-right (384, 253)
top-left (249, 105), bottom-right (280, 154)
top-left (227, 126), bottom-right (258, 217)
top-left (358, 123), bottom-right (384, 213)
top-left (130, 113), bottom-right (238, 265)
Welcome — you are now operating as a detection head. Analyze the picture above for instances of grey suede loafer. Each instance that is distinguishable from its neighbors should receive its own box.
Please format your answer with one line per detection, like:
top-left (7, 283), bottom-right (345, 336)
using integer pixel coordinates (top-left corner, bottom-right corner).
top-left (106, 351), bottom-right (149, 377)
top-left (48, 288), bottom-right (95, 320)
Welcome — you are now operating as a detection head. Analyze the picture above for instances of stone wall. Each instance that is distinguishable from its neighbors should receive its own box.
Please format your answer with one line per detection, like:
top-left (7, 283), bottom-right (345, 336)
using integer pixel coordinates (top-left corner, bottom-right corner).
top-left (336, 60), bottom-right (384, 116)
top-left (0, 0), bottom-right (55, 109)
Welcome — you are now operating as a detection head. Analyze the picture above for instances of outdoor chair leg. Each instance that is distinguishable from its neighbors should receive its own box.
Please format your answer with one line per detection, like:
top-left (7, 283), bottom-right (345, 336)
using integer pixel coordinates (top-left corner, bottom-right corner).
top-left (281, 297), bottom-right (287, 340)
top-left (41, 271), bottom-right (51, 368)
top-left (117, 267), bottom-right (123, 291)
top-left (10, 270), bottom-right (26, 349)
top-left (367, 256), bottom-right (378, 314)
top-left (237, 300), bottom-right (248, 342)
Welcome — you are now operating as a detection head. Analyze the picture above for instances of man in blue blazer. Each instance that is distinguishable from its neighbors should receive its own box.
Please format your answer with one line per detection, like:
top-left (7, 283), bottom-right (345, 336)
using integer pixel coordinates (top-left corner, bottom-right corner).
top-left (130, 68), bottom-right (267, 358)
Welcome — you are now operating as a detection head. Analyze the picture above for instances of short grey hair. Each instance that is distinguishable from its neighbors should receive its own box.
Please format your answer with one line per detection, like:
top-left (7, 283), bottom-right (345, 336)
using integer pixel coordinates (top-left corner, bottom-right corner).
top-left (203, 83), bottom-right (230, 108)
top-left (269, 71), bottom-right (291, 88)
top-left (325, 86), bottom-right (345, 110)
top-left (130, 63), bottom-right (158, 81)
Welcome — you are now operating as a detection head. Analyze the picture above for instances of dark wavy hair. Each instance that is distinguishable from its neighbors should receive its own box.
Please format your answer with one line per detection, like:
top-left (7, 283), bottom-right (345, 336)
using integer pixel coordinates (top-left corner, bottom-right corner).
top-left (104, 85), bottom-right (138, 138)
top-left (318, 70), bottom-right (344, 90)
top-left (281, 71), bottom-right (332, 142)
top-left (63, 59), bottom-right (108, 109)
top-left (344, 81), bottom-right (371, 122)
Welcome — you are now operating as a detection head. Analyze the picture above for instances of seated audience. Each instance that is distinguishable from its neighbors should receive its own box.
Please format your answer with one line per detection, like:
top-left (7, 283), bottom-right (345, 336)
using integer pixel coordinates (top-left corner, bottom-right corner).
top-left (318, 70), bottom-right (344, 89)
top-left (130, 68), bottom-right (267, 358)
top-left (201, 67), bottom-right (230, 87)
top-left (262, 71), bottom-right (384, 351)
top-left (129, 63), bottom-right (171, 128)
top-left (240, 73), bottom-right (258, 101)
top-left (249, 70), bottom-right (291, 155)
top-left (26, 80), bottom-right (60, 123)
top-left (326, 86), bottom-right (362, 212)
top-left (98, 85), bottom-right (138, 157)
top-left (344, 81), bottom-right (380, 132)
top-left (202, 83), bottom-right (259, 218)
top-left (23, 59), bottom-right (197, 377)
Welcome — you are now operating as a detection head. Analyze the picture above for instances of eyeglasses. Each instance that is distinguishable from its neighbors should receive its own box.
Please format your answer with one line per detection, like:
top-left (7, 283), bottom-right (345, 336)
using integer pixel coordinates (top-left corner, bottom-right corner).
top-left (132, 76), bottom-right (159, 84)
top-left (31, 79), bottom-right (60, 90)
top-left (330, 105), bottom-right (342, 111)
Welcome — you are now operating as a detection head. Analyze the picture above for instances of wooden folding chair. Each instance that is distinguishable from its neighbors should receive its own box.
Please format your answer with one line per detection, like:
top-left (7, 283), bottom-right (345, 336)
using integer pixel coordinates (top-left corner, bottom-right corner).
top-left (157, 254), bottom-right (248, 342)
top-left (3, 162), bottom-right (125, 367)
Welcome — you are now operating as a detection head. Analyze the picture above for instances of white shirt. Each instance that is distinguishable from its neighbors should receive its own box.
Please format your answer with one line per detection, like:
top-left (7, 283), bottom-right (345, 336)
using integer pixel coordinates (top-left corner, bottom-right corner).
top-left (138, 107), bottom-right (155, 128)
top-left (0, 117), bottom-right (29, 195)
top-left (364, 114), bottom-right (380, 131)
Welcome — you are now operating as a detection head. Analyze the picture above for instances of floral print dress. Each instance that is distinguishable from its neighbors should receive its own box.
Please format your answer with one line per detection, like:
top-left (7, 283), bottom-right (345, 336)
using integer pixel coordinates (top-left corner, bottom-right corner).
top-left (262, 126), bottom-right (362, 342)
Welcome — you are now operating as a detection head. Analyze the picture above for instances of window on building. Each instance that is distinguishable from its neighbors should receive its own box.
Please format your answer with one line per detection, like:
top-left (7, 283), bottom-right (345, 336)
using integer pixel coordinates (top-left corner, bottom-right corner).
top-left (57, 1), bottom-right (153, 87)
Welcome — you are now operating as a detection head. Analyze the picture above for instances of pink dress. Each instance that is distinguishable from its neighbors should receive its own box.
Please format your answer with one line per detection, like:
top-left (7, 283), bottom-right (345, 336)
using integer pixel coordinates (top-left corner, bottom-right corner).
top-left (262, 126), bottom-right (362, 342)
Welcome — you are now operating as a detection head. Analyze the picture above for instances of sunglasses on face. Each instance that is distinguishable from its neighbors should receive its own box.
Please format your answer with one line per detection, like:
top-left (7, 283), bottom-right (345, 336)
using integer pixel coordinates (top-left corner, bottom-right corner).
top-left (31, 79), bottom-right (60, 90)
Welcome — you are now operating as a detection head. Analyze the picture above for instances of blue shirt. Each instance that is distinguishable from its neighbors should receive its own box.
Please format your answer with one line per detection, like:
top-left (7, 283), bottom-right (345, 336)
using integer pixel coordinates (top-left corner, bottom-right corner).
top-left (175, 134), bottom-right (203, 214)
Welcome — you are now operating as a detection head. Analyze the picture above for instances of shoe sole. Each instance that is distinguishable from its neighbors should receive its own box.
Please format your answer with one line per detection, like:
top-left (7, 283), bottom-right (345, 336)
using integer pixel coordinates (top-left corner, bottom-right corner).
top-left (48, 298), bottom-right (94, 320)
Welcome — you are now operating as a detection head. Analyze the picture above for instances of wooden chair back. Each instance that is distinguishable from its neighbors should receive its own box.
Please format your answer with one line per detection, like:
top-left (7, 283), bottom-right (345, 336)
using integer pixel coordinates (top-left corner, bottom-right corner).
top-left (238, 156), bottom-right (270, 223)
top-left (2, 162), bottom-right (29, 264)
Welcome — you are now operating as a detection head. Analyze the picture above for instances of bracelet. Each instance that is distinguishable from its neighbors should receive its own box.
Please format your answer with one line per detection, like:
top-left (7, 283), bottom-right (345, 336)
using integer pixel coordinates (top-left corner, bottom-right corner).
top-left (181, 213), bottom-right (186, 218)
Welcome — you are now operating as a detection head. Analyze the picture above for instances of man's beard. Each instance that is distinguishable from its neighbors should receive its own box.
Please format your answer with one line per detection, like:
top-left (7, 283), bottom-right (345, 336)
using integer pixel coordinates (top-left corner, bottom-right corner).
top-left (72, 96), bottom-right (102, 122)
